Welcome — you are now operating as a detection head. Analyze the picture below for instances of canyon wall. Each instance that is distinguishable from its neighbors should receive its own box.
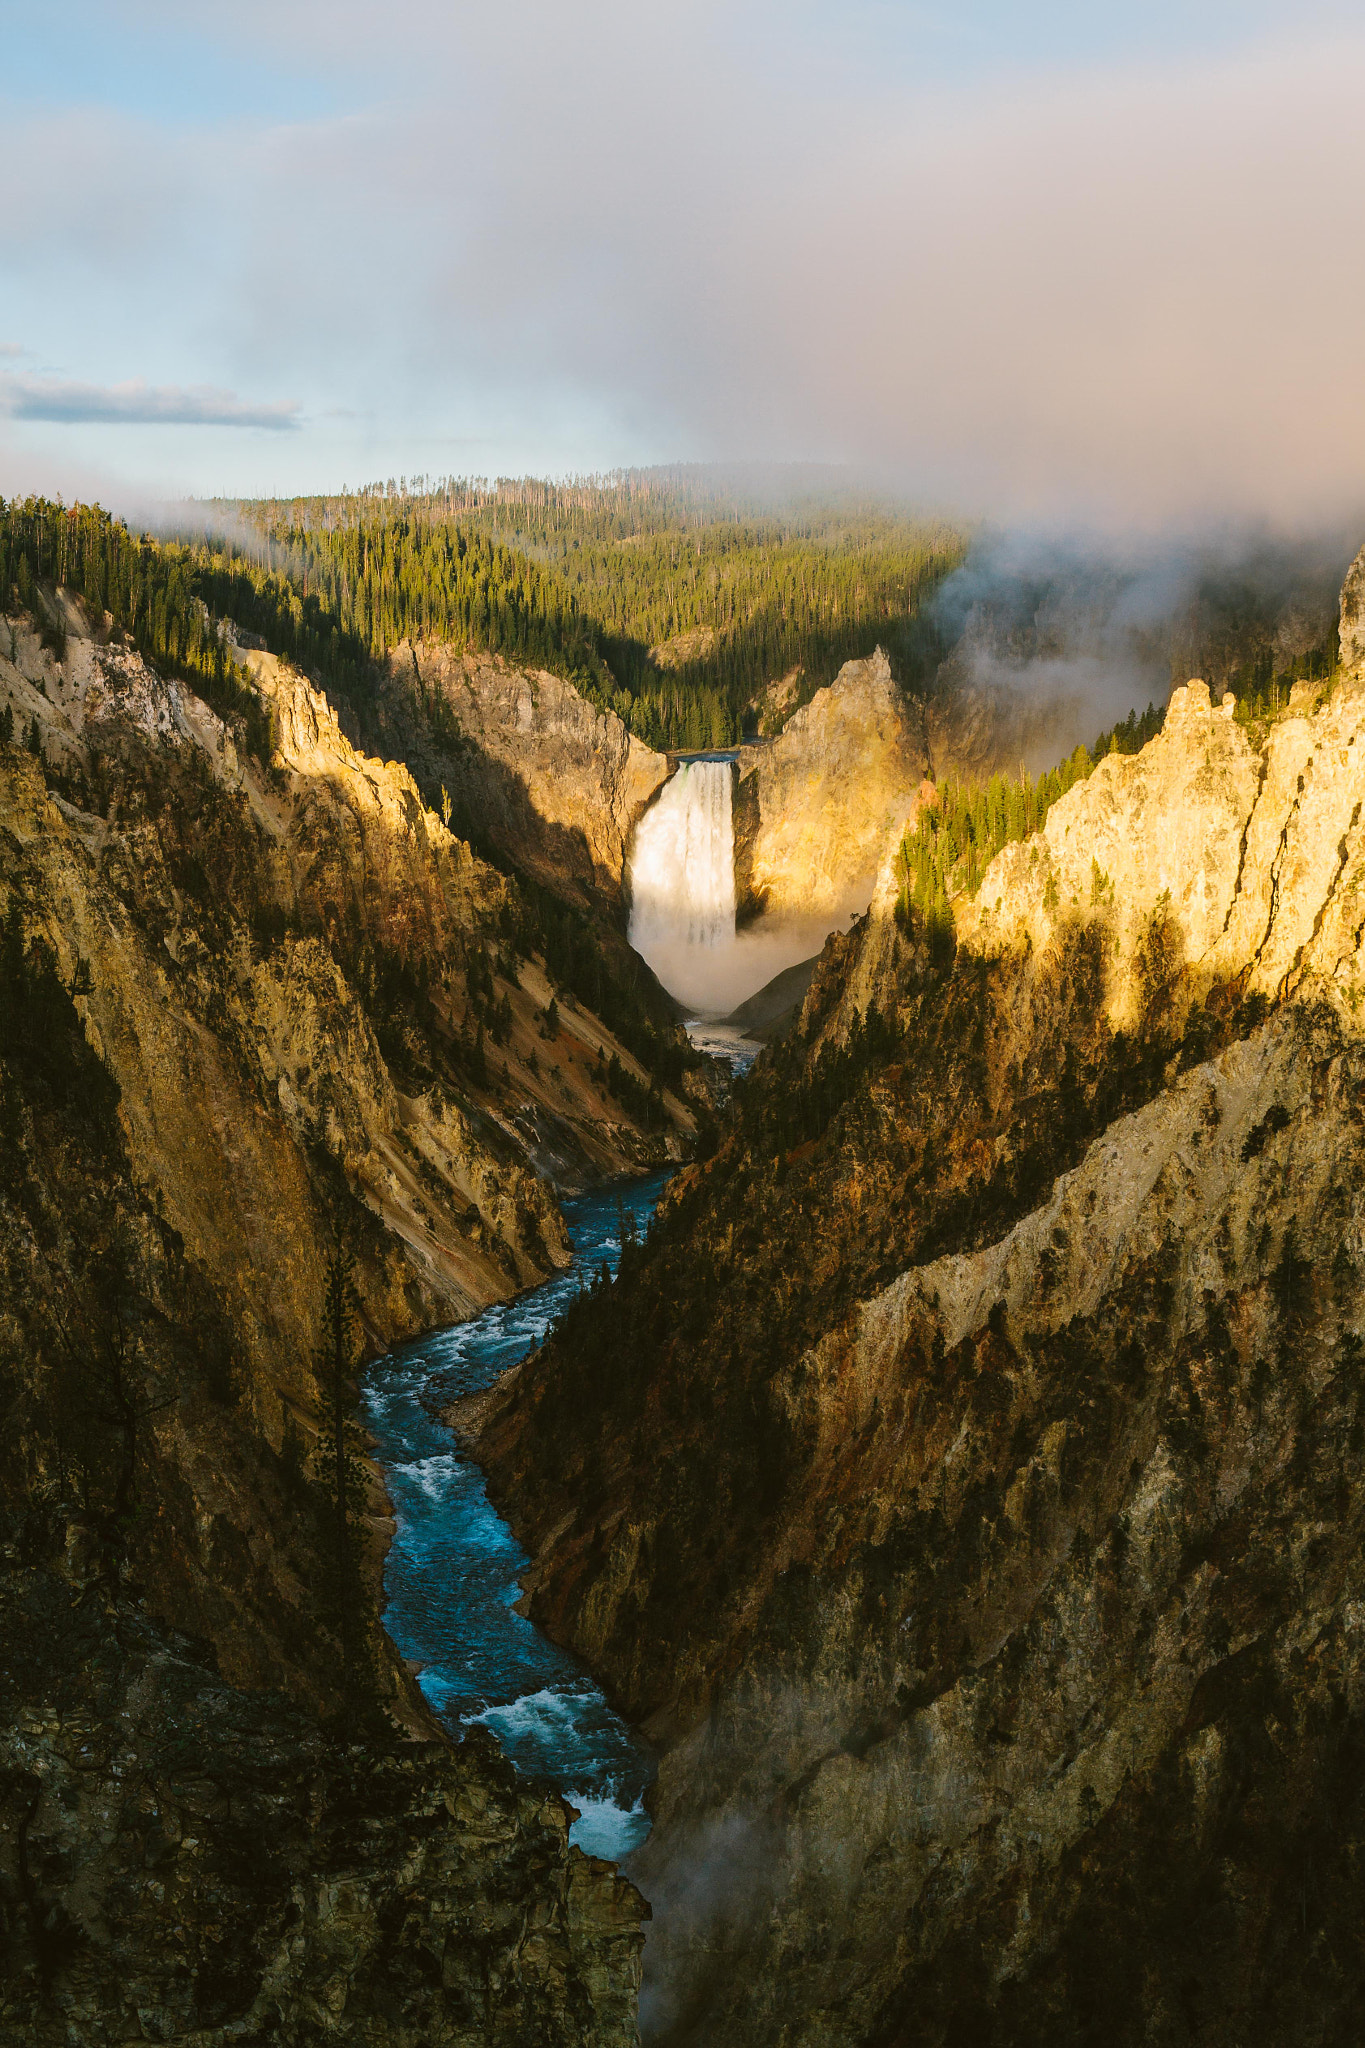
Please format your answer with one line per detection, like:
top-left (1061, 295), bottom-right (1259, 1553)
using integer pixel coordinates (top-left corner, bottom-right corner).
top-left (1, 1542), bottom-right (646, 2046)
top-left (1338, 537), bottom-right (1365, 670)
top-left (384, 641), bottom-right (669, 912)
top-left (734, 649), bottom-right (930, 925)
top-left (2, 606), bottom-right (691, 1383)
top-left (0, 592), bottom-right (692, 1546)
top-left (470, 634), bottom-right (1365, 2044)
top-left (0, 599), bottom-right (661, 2035)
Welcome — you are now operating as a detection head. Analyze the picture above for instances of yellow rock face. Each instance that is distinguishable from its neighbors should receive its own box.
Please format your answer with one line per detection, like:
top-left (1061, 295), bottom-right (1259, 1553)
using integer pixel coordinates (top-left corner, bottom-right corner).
top-left (736, 649), bottom-right (930, 924)
top-left (0, 606), bottom-right (690, 1422)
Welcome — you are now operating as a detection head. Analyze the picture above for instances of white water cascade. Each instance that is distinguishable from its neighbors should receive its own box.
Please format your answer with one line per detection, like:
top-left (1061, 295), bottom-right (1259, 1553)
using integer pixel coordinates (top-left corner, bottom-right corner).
top-left (630, 759), bottom-right (736, 947)
top-left (628, 754), bottom-right (861, 1022)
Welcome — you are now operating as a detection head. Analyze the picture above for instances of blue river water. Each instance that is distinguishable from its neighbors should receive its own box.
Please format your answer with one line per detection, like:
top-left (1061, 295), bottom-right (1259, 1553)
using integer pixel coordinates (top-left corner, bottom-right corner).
top-left (364, 1171), bottom-right (670, 1862)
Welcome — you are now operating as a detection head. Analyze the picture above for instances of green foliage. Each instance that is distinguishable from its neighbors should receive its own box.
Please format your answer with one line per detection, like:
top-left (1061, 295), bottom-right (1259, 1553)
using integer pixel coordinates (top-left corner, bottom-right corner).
top-left (894, 702), bottom-right (1165, 947)
top-left (497, 874), bottom-right (691, 1089)
top-left (200, 473), bottom-right (966, 750)
top-left (736, 1001), bottom-right (901, 1155)
top-left (4, 482), bottom-right (964, 773)
top-left (604, 1051), bottom-right (665, 1128)
top-left (311, 1246), bottom-right (378, 1721)
top-left (0, 497), bottom-right (274, 764)
top-left (1226, 636), bottom-right (1337, 731)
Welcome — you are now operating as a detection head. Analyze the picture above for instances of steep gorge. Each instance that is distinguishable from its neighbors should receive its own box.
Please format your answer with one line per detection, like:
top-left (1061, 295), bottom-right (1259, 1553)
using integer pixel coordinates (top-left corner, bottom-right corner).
top-left (9, 526), bottom-right (1365, 2044)
top-left (468, 596), bottom-right (1365, 2044)
top-left (376, 640), bottom-right (670, 919)
top-left (0, 593), bottom-right (666, 2038)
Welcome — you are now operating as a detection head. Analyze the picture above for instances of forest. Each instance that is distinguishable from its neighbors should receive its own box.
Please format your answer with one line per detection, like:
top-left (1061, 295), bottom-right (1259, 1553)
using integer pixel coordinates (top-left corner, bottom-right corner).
top-left (0, 498), bottom-right (275, 759)
top-left (1, 479), bottom-right (965, 754)
top-left (202, 471), bottom-right (967, 749)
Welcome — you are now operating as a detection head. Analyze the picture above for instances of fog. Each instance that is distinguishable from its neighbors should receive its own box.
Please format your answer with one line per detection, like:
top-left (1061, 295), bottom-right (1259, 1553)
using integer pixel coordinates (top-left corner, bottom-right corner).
top-left (3, 5), bottom-right (1364, 519)
top-left (631, 910), bottom-right (864, 1024)
top-left (911, 520), bottom-right (1356, 776)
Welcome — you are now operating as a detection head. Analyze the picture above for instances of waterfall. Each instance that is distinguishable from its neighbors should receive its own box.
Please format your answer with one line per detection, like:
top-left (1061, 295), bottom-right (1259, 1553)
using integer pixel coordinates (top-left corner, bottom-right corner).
top-left (628, 755), bottom-right (843, 1019)
top-left (628, 759), bottom-right (736, 955)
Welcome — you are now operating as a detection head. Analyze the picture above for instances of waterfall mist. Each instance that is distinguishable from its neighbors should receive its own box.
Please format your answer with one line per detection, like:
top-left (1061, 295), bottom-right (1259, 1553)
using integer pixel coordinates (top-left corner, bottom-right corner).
top-left (630, 759), bottom-right (737, 953)
top-left (628, 758), bottom-right (855, 1016)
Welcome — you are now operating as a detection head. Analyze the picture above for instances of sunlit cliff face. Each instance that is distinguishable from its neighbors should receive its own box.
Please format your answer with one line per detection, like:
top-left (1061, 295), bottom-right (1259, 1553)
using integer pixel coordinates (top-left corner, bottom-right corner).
top-left (627, 758), bottom-right (856, 1016)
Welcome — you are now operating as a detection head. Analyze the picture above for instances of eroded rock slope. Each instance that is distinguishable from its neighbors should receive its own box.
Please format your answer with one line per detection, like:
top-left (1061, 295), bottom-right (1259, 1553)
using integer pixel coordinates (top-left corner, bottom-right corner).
top-left (382, 640), bottom-right (669, 913)
top-left (0, 1534), bottom-right (645, 2047)
top-left (734, 650), bottom-right (929, 925)
top-left (0, 593), bottom-right (660, 2039)
top-left (469, 647), bottom-right (1365, 2045)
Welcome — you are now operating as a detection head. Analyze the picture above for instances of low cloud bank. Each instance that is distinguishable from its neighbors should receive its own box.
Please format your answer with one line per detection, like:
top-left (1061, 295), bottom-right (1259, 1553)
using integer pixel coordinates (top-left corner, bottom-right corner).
top-left (0, 375), bottom-right (299, 431)
top-left (3, 7), bottom-right (1364, 513)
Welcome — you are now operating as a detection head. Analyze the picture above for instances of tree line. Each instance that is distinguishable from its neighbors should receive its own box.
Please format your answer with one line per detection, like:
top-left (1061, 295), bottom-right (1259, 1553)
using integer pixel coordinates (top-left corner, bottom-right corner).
top-left (0, 498), bottom-right (275, 761)
top-left (202, 475), bottom-right (967, 750)
top-left (897, 702), bottom-right (1167, 957)
top-left (3, 483), bottom-right (963, 757)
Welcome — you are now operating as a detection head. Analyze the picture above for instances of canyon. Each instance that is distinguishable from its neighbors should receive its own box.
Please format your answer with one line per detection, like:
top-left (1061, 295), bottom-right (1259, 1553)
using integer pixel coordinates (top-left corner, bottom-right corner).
top-left (6, 531), bottom-right (1365, 2047)
top-left (467, 556), bottom-right (1365, 2045)
top-left (0, 596), bottom-right (686, 2039)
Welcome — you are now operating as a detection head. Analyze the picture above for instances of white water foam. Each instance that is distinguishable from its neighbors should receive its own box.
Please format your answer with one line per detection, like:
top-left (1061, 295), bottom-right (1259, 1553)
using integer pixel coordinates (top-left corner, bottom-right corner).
top-left (564, 1788), bottom-right (652, 1861)
top-left (393, 1453), bottom-right (455, 1501)
top-left (466, 1686), bottom-right (586, 1747)
top-left (628, 757), bottom-right (870, 1015)
top-left (467, 1691), bottom-right (648, 1858)
top-left (629, 758), bottom-right (736, 956)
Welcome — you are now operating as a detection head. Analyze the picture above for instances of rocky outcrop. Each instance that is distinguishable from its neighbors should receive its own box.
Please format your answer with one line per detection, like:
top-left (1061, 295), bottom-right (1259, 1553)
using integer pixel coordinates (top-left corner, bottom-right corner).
top-left (0, 1533), bottom-right (647, 2047)
top-left (389, 642), bottom-right (669, 911)
top-left (627, 1003), bottom-right (1365, 2046)
top-left (469, 618), bottom-right (1365, 2043)
top-left (734, 650), bottom-right (929, 924)
top-left (851, 672), bottom-right (1365, 1030)
top-left (0, 598), bottom-right (692, 1689)
top-left (0, 613), bottom-right (691, 1363)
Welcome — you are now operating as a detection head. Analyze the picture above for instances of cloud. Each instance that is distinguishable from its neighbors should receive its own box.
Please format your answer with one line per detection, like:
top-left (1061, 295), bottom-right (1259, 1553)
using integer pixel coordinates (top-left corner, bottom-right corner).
top-left (0, 374), bottom-right (300, 430)
top-left (3, 5), bottom-right (1365, 512)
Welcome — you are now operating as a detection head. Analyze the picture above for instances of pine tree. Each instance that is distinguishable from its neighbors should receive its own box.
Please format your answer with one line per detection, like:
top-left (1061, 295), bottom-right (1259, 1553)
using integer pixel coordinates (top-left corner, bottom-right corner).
top-left (311, 1246), bottom-right (375, 1723)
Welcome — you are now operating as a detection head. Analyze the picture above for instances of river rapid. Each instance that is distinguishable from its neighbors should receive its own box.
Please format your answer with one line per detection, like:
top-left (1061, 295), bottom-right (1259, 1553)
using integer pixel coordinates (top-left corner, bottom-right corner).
top-left (364, 1172), bottom-right (669, 1862)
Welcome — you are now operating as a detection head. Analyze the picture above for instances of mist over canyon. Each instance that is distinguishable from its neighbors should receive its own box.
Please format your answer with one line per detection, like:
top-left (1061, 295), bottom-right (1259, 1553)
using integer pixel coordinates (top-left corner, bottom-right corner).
top-left (4, 477), bottom-right (1365, 2048)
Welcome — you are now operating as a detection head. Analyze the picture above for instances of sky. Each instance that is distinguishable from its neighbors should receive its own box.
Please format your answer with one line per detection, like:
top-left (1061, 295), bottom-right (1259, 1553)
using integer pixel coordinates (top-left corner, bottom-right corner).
top-left (1, 0), bottom-right (1363, 523)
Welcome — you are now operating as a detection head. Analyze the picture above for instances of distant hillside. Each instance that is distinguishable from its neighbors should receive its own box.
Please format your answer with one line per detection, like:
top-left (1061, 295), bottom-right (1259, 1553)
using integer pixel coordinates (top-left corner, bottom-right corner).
top-left (194, 470), bottom-right (966, 751)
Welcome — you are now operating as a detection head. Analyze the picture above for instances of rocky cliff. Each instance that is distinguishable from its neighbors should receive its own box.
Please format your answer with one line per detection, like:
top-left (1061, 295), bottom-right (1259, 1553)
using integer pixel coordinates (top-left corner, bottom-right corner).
top-left (380, 641), bottom-right (669, 914)
top-left (0, 1531), bottom-right (646, 2047)
top-left (1339, 539), bottom-right (1365, 671)
top-left (468, 626), bottom-right (1365, 2042)
top-left (734, 650), bottom-right (930, 925)
top-left (2, 603), bottom-right (691, 1359)
top-left (0, 594), bottom-right (658, 2039)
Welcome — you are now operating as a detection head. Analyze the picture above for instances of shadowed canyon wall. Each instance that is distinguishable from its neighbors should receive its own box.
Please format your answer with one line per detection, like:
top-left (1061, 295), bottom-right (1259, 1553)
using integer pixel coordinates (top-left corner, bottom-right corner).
top-left (0, 594), bottom-right (660, 2038)
top-left (468, 565), bottom-right (1365, 2046)
top-left (382, 641), bottom-right (670, 915)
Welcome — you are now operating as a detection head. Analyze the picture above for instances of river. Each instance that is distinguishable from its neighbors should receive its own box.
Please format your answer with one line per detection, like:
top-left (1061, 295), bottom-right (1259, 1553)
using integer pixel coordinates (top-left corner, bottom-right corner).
top-left (363, 1171), bottom-right (669, 1862)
